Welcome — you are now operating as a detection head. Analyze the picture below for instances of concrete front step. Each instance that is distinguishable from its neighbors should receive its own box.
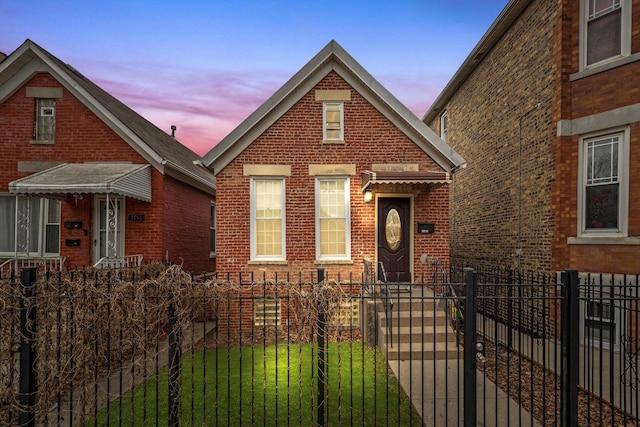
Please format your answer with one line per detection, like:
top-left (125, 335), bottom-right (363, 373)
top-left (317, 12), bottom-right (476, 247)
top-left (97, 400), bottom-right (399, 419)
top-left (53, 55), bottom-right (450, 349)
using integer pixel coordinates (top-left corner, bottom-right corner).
top-left (378, 325), bottom-right (460, 344)
top-left (377, 310), bottom-right (450, 327)
top-left (375, 290), bottom-right (460, 361)
top-left (381, 341), bottom-right (461, 361)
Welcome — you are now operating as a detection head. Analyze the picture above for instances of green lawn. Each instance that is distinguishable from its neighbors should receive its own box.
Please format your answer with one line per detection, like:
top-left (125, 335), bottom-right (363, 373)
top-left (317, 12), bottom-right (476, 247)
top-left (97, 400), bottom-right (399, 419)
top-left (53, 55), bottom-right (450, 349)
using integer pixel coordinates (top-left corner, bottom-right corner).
top-left (88, 341), bottom-right (421, 426)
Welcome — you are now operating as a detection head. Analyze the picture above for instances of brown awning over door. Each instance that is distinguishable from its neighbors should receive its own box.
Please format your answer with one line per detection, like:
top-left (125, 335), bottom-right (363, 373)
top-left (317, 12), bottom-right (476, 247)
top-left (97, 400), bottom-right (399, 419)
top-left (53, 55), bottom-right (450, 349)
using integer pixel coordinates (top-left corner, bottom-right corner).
top-left (360, 170), bottom-right (451, 192)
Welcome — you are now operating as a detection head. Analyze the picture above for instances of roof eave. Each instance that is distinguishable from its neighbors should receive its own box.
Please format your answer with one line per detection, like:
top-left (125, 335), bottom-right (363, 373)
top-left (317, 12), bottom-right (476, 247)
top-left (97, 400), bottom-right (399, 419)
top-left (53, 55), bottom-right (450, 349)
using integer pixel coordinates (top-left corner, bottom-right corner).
top-left (422, 0), bottom-right (532, 124)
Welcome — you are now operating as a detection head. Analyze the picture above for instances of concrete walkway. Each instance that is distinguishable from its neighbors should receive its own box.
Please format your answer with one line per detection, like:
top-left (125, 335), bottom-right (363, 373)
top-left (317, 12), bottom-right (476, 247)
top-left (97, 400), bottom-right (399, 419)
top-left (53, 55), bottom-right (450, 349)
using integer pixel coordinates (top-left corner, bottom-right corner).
top-left (387, 357), bottom-right (541, 426)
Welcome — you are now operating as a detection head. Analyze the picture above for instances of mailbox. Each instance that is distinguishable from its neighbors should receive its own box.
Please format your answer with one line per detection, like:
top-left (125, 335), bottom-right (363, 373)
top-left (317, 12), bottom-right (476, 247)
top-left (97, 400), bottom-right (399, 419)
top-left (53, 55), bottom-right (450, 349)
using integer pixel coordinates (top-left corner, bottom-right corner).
top-left (417, 222), bottom-right (435, 234)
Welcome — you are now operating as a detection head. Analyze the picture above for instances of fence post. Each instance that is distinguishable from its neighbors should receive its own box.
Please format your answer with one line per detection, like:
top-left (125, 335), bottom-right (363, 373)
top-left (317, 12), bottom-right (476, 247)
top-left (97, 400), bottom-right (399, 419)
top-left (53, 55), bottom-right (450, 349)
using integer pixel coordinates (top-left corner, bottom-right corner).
top-left (19, 267), bottom-right (38, 427)
top-left (317, 267), bottom-right (326, 427)
top-left (560, 269), bottom-right (579, 427)
top-left (168, 292), bottom-right (181, 427)
top-left (463, 268), bottom-right (476, 427)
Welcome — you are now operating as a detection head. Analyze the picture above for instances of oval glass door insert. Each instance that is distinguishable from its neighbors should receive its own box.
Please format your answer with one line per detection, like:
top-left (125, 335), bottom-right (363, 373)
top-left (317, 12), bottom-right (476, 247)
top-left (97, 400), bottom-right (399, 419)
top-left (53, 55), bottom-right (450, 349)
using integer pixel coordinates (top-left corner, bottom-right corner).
top-left (385, 208), bottom-right (401, 251)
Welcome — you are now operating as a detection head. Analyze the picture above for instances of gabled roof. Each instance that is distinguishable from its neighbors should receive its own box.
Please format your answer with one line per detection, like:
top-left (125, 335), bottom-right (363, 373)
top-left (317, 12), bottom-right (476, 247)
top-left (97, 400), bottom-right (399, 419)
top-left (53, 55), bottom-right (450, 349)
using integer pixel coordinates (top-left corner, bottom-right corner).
top-left (203, 40), bottom-right (465, 174)
top-left (423, 0), bottom-right (531, 123)
top-left (0, 39), bottom-right (215, 195)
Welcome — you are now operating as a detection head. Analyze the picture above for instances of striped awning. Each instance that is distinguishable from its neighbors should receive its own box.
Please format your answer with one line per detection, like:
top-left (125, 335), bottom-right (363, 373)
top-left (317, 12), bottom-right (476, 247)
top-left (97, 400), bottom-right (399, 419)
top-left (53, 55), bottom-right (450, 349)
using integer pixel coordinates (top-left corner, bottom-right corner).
top-left (360, 170), bottom-right (451, 192)
top-left (9, 163), bottom-right (152, 202)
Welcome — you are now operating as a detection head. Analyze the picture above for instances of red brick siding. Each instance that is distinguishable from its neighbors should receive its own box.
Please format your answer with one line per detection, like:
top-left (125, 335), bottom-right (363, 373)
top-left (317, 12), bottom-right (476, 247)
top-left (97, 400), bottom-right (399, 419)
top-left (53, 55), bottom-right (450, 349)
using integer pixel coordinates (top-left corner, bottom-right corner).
top-left (1, 72), bottom-right (214, 272)
top-left (162, 175), bottom-right (215, 273)
top-left (215, 71), bottom-right (450, 279)
top-left (552, 0), bottom-right (640, 273)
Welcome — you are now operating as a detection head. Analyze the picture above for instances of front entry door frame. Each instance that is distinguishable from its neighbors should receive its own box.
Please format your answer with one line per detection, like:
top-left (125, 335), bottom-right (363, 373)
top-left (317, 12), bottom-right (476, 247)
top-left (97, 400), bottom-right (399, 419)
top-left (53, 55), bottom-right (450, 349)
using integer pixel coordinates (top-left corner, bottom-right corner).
top-left (375, 194), bottom-right (413, 283)
top-left (92, 195), bottom-right (125, 264)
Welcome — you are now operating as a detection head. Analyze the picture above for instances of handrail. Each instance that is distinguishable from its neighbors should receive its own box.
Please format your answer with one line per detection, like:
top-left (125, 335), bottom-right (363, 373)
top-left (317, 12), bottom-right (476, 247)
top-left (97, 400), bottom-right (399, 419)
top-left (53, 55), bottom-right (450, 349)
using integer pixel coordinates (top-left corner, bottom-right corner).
top-left (0, 256), bottom-right (66, 278)
top-left (93, 254), bottom-right (143, 269)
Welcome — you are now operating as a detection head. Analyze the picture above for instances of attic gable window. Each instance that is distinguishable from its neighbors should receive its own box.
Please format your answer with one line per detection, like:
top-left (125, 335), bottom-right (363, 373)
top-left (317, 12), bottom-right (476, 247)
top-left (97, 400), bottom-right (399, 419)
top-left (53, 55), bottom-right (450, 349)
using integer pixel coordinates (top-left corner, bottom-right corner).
top-left (440, 111), bottom-right (448, 142)
top-left (323, 101), bottom-right (344, 142)
top-left (35, 98), bottom-right (56, 143)
top-left (581, 0), bottom-right (630, 69)
top-left (26, 87), bottom-right (62, 145)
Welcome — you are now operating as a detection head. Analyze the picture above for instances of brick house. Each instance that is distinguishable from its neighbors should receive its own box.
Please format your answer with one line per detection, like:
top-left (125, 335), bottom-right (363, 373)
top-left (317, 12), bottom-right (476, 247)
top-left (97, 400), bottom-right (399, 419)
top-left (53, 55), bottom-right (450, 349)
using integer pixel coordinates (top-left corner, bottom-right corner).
top-left (423, 0), bottom-right (640, 276)
top-left (0, 40), bottom-right (216, 274)
top-left (423, 0), bottom-right (640, 349)
top-left (203, 40), bottom-right (465, 281)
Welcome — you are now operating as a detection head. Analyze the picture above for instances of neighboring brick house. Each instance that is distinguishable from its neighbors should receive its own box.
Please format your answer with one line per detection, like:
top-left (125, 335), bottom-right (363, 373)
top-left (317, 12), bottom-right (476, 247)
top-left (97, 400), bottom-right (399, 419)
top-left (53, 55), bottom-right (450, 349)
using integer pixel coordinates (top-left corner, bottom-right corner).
top-left (203, 40), bottom-right (465, 281)
top-left (0, 40), bottom-right (216, 274)
top-left (423, 0), bottom-right (640, 276)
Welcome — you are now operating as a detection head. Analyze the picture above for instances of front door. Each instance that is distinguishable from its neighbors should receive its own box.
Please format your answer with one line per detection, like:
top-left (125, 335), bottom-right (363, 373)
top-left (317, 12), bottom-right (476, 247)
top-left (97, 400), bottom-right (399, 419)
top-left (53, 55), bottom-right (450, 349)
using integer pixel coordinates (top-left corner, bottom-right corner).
top-left (378, 197), bottom-right (411, 282)
top-left (92, 196), bottom-right (125, 264)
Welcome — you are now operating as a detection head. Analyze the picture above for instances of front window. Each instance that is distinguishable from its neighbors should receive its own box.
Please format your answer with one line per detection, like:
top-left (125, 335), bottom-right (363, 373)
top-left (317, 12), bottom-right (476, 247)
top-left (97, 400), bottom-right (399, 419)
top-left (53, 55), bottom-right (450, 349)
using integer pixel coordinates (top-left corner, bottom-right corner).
top-left (316, 177), bottom-right (350, 260)
top-left (0, 195), bottom-right (60, 256)
top-left (579, 130), bottom-right (628, 237)
top-left (36, 98), bottom-right (56, 142)
top-left (323, 102), bottom-right (343, 141)
top-left (582, 0), bottom-right (629, 68)
top-left (251, 178), bottom-right (285, 260)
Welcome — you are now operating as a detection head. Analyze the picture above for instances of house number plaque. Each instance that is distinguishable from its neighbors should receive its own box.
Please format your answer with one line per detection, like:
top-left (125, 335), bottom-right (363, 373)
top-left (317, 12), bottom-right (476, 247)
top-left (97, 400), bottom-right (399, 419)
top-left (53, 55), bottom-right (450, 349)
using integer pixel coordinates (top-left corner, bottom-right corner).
top-left (128, 214), bottom-right (144, 222)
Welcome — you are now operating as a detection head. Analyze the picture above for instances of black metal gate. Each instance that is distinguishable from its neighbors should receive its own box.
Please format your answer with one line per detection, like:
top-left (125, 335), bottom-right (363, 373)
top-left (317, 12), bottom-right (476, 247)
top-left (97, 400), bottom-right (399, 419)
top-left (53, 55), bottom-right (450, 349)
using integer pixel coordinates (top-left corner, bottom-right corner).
top-left (2, 264), bottom-right (639, 426)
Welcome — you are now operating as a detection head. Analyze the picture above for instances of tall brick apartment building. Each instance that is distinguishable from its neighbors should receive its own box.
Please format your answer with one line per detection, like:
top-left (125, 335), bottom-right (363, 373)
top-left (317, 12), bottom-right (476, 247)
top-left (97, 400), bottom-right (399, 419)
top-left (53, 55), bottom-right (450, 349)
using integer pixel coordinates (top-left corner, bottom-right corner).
top-left (0, 40), bottom-right (216, 273)
top-left (424, 0), bottom-right (640, 275)
top-left (204, 41), bottom-right (465, 280)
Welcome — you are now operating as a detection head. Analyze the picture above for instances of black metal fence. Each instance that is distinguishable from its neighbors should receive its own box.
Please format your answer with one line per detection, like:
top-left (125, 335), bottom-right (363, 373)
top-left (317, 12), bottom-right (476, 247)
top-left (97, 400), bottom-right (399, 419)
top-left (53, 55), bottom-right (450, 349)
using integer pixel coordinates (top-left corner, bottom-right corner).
top-left (1, 263), bottom-right (639, 426)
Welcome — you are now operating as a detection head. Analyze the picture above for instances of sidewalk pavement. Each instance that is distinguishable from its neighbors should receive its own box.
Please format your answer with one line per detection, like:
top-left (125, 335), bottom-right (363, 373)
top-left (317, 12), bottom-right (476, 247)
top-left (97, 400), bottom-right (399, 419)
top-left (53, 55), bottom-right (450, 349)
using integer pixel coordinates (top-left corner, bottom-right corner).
top-left (387, 358), bottom-right (542, 426)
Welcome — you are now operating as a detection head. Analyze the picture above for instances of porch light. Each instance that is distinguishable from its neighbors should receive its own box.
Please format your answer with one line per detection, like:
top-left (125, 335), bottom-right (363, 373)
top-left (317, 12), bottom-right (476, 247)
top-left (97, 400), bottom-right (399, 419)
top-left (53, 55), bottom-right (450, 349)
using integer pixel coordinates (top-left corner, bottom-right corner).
top-left (363, 190), bottom-right (373, 202)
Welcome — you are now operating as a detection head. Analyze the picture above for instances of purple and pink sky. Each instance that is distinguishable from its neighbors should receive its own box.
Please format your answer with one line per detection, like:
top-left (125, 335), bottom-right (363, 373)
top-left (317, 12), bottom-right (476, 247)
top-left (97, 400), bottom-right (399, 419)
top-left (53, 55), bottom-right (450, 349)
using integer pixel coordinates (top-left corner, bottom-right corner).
top-left (1, 1), bottom-right (508, 155)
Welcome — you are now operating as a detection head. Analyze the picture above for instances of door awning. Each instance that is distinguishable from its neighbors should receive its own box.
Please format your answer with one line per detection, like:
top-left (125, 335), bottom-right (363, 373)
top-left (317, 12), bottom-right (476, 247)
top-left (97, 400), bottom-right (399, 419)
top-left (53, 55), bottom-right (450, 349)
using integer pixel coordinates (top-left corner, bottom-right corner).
top-left (9, 163), bottom-right (152, 202)
top-left (360, 170), bottom-right (451, 192)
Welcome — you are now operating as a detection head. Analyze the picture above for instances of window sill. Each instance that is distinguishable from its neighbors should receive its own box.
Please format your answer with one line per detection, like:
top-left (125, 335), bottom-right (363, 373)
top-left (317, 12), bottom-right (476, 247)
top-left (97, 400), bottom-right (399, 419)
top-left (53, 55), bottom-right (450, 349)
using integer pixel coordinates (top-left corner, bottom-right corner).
top-left (30, 139), bottom-right (55, 145)
top-left (314, 259), bottom-right (353, 265)
top-left (248, 260), bottom-right (288, 265)
top-left (571, 53), bottom-right (640, 81)
top-left (322, 139), bottom-right (345, 145)
top-left (568, 236), bottom-right (640, 245)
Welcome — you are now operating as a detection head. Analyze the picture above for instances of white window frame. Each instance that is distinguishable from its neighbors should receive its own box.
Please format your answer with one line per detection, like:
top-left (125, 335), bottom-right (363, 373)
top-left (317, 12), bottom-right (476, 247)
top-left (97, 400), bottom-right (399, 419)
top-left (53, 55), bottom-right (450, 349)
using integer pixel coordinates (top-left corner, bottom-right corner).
top-left (35, 98), bottom-right (56, 142)
top-left (250, 177), bottom-right (286, 261)
top-left (580, 296), bottom-right (620, 350)
top-left (440, 110), bottom-right (448, 142)
top-left (0, 195), bottom-right (60, 257)
top-left (579, 0), bottom-right (631, 70)
top-left (323, 101), bottom-right (344, 142)
top-left (577, 127), bottom-right (629, 238)
top-left (315, 176), bottom-right (351, 261)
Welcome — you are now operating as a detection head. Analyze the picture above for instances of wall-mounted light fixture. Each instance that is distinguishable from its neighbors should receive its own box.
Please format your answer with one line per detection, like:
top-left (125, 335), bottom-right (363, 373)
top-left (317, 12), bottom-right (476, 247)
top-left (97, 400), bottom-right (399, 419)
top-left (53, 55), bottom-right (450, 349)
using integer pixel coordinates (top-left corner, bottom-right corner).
top-left (363, 190), bottom-right (373, 202)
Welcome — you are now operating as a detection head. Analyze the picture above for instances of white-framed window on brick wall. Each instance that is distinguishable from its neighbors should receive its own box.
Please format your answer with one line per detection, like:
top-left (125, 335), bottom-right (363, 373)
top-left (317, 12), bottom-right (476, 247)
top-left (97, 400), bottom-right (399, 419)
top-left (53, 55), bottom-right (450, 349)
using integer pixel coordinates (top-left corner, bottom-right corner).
top-left (580, 0), bottom-right (630, 69)
top-left (440, 110), bottom-right (448, 142)
top-left (35, 98), bottom-right (56, 142)
top-left (315, 177), bottom-right (350, 260)
top-left (578, 128), bottom-right (629, 238)
top-left (323, 101), bottom-right (343, 142)
top-left (0, 195), bottom-right (60, 256)
top-left (250, 177), bottom-right (286, 261)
